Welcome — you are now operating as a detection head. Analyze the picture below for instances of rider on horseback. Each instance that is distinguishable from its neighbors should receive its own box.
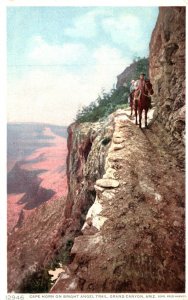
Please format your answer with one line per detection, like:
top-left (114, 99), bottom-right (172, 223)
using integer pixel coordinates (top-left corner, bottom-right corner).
top-left (135, 73), bottom-right (152, 109)
top-left (133, 72), bottom-right (154, 128)
top-left (138, 72), bottom-right (145, 90)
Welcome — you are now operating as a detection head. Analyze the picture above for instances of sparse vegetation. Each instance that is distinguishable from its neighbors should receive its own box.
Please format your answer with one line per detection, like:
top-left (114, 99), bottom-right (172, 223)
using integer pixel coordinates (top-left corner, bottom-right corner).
top-left (19, 269), bottom-right (53, 293)
top-left (75, 57), bottom-right (148, 123)
top-left (19, 238), bottom-right (75, 293)
top-left (75, 86), bottom-right (129, 123)
top-left (57, 239), bottom-right (74, 265)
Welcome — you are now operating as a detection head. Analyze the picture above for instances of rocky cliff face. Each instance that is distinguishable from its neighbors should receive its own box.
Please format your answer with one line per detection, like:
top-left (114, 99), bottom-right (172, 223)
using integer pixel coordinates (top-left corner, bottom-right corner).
top-left (8, 197), bottom-right (66, 292)
top-left (51, 109), bottom-right (185, 293)
top-left (149, 7), bottom-right (185, 167)
top-left (50, 7), bottom-right (185, 293)
top-left (62, 117), bottom-right (114, 242)
top-left (7, 119), bottom-right (114, 293)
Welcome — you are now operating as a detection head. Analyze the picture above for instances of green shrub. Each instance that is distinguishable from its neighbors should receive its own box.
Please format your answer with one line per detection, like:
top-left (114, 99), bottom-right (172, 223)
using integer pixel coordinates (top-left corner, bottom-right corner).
top-left (115, 104), bottom-right (129, 110)
top-left (57, 239), bottom-right (74, 265)
top-left (75, 57), bottom-right (148, 123)
top-left (19, 239), bottom-right (75, 293)
top-left (19, 269), bottom-right (52, 293)
top-left (75, 86), bottom-right (129, 123)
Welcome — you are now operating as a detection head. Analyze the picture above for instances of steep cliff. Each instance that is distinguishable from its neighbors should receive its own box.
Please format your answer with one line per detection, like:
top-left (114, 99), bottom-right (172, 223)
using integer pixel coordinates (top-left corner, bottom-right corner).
top-left (50, 7), bottom-right (185, 293)
top-left (51, 109), bottom-right (184, 293)
top-left (8, 197), bottom-right (66, 292)
top-left (62, 117), bottom-right (114, 243)
top-left (149, 7), bottom-right (185, 167)
top-left (7, 118), bottom-right (114, 293)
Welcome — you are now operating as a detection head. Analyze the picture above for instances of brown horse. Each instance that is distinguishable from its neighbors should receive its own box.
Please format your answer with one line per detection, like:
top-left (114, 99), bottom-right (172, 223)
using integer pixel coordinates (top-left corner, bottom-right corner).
top-left (133, 79), bottom-right (154, 128)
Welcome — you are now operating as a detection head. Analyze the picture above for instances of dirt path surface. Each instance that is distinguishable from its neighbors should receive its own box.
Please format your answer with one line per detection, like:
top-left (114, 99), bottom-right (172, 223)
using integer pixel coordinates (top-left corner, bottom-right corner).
top-left (51, 109), bottom-right (185, 293)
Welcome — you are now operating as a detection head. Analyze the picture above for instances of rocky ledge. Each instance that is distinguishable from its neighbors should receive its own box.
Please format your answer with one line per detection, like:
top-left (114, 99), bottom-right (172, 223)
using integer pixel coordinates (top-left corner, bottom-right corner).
top-left (51, 109), bottom-right (185, 293)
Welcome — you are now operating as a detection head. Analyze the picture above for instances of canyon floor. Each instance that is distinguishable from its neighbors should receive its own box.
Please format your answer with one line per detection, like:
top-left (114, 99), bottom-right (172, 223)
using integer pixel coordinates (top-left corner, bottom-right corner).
top-left (51, 108), bottom-right (185, 293)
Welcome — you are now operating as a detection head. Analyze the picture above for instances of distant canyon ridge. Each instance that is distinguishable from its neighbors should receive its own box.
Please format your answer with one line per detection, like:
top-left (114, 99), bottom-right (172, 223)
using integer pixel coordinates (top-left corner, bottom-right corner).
top-left (7, 123), bottom-right (68, 233)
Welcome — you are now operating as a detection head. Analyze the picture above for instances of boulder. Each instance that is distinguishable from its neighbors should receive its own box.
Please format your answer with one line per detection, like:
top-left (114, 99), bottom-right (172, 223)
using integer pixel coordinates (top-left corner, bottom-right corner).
top-left (96, 178), bottom-right (120, 188)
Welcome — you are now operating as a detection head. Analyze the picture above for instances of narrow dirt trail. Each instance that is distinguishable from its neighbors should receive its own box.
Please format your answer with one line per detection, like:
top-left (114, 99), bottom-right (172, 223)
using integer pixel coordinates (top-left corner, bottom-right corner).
top-left (51, 109), bottom-right (185, 293)
top-left (100, 109), bottom-right (185, 292)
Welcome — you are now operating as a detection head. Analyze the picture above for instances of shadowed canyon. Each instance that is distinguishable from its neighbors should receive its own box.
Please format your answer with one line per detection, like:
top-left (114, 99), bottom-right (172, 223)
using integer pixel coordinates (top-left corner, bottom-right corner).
top-left (7, 123), bottom-right (68, 233)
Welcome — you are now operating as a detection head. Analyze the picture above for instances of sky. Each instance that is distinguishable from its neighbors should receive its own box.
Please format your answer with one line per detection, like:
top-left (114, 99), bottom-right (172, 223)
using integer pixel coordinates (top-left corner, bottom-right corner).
top-left (7, 6), bottom-right (159, 126)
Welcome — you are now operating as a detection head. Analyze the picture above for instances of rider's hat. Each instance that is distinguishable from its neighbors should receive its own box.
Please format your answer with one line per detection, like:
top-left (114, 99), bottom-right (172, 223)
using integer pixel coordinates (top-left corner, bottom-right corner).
top-left (140, 72), bottom-right (146, 76)
top-left (131, 80), bottom-right (135, 83)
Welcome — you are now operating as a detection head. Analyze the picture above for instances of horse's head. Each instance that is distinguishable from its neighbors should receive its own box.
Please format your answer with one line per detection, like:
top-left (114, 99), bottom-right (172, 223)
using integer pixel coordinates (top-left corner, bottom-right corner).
top-left (145, 79), bottom-right (154, 95)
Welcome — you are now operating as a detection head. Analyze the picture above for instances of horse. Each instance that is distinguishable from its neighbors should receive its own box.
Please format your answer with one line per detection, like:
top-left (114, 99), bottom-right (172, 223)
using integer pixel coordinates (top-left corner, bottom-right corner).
top-left (133, 79), bottom-right (154, 128)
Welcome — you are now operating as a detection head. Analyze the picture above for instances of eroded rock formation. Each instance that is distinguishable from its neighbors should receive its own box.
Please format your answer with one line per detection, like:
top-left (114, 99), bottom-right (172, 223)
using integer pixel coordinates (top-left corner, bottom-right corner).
top-left (8, 197), bottom-right (66, 292)
top-left (51, 108), bottom-right (185, 293)
top-left (149, 7), bottom-right (185, 167)
top-left (8, 115), bottom-right (114, 293)
top-left (50, 7), bottom-right (185, 293)
top-left (62, 117), bottom-right (114, 242)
